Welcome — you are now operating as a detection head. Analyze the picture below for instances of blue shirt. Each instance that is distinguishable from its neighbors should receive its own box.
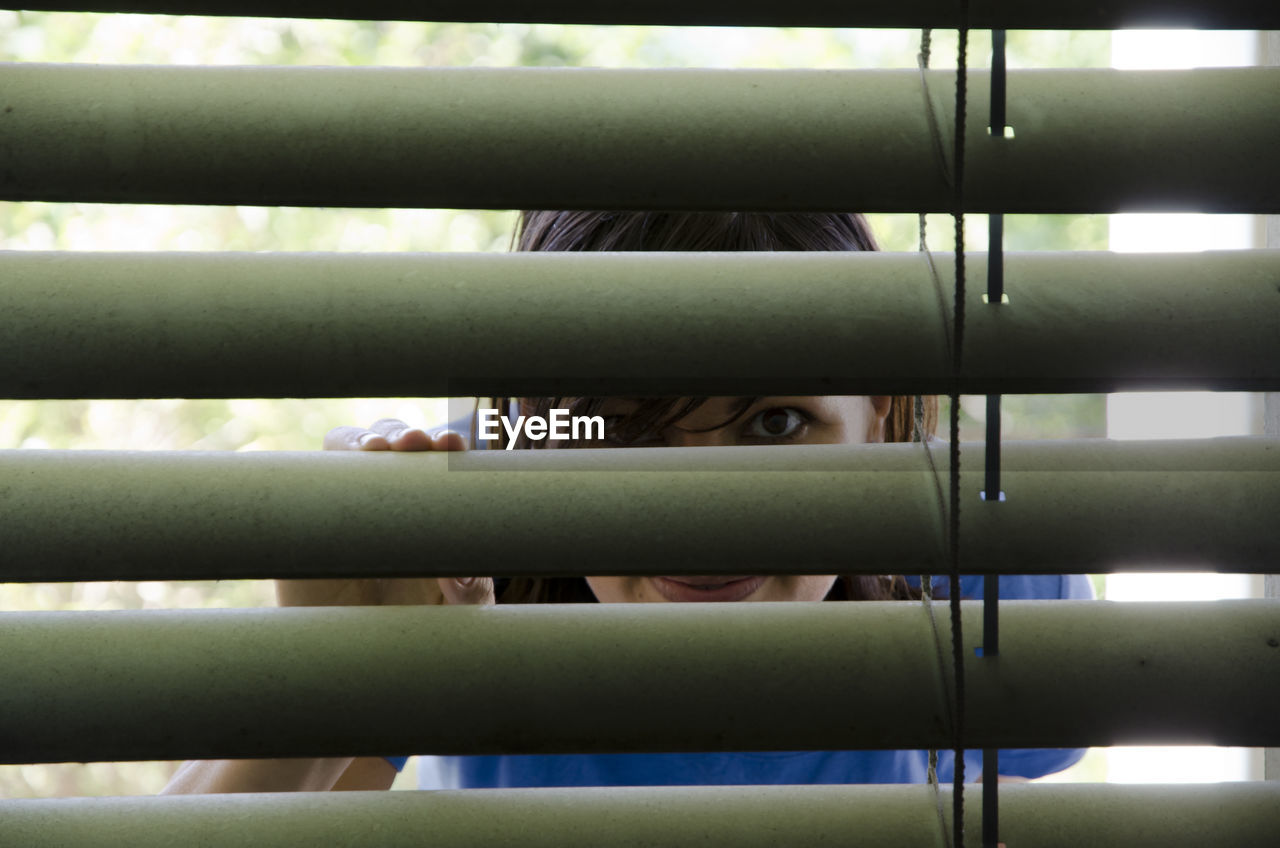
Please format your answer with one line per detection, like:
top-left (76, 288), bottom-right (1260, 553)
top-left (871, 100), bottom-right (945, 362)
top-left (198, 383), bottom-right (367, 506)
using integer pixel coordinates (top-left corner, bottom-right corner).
top-left (407, 412), bottom-right (1093, 785)
top-left (388, 574), bottom-right (1095, 787)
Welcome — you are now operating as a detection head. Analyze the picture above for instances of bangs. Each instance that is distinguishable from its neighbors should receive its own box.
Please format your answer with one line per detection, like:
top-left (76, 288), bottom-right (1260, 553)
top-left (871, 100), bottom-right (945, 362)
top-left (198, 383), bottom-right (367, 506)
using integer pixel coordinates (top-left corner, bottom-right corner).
top-left (514, 210), bottom-right (879, 253)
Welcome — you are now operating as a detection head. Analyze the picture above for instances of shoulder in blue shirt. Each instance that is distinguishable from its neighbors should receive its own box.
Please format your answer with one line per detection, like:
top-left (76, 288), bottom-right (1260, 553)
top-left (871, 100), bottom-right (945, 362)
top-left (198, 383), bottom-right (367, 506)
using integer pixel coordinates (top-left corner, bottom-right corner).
top-left (387, 574), bottom-right (1092, 783)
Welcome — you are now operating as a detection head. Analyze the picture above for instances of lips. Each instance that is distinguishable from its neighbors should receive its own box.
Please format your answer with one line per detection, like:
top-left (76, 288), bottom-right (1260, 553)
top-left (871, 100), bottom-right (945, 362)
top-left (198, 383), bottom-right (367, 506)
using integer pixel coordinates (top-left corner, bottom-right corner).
top-left (651, 576), bottom-right (767, 602)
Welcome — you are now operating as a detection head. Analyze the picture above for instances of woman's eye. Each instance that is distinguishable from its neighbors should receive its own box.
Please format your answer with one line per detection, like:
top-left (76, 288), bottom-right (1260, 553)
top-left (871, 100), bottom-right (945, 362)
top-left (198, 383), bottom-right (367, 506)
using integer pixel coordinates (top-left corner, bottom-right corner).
top-left (744, 407), bottom-right (812, 440)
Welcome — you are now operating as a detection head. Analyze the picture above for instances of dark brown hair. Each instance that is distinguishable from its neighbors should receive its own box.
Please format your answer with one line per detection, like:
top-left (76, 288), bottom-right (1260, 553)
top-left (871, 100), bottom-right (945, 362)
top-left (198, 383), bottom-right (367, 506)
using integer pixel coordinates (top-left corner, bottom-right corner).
top-left (490, 210), bottom-right (934, 604)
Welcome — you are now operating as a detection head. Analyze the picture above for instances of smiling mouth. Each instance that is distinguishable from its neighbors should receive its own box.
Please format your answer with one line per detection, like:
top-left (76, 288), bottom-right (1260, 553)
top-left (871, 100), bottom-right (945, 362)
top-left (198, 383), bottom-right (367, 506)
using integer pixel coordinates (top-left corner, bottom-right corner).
top-left (651, 576), bottom-right (767, 602)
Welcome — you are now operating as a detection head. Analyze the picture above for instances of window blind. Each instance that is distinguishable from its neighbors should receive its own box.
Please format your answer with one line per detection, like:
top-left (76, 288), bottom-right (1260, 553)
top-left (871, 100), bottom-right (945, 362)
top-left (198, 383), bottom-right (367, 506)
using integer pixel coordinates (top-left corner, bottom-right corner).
top-left (5, 64), bottom-right (1278, 213)
top-left (3, 251), bottom-right (1278, 397)
top-left (1, 441), bottom-right (1276, 581)
top-left (13, 0), bottom-right (1280, 29)
top-left (1, 5), bottom-right (1278, 848)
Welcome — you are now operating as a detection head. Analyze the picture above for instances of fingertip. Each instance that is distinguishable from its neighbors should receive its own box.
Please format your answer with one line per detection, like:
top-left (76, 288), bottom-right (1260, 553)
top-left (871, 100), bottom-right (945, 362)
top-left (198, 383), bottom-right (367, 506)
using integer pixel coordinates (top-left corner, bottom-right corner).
top-left (431, 430), bottom-right (468, 452)
top-left (357, 432), bottom-right (391, 450)
top-left (388, 428), bottom-right (433, 451)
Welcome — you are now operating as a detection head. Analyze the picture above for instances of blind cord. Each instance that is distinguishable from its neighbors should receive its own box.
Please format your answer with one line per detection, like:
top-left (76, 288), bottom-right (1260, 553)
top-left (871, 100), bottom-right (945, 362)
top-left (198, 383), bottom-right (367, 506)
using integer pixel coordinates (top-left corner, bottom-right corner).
top-left (917, 32), bottom-right (956, 196)
top-left (916, 28), bottom-right (955, 377)
top-left (915, 30), bottom-right (936, 601)
top-left (917, 27), bottom-right (954, 848)
top-left (950, 8), bottom-right (971, 848)
top-left (981, 26), bottom-right (1009, 848)
top-left (917, 26), bottom-right (932, 261)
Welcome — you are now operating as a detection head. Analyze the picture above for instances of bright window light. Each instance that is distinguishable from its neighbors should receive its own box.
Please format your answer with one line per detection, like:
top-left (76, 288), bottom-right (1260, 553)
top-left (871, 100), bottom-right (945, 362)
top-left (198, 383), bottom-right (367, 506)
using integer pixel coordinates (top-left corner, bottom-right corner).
top-left (1105, 28), bottom-right (1264, 786)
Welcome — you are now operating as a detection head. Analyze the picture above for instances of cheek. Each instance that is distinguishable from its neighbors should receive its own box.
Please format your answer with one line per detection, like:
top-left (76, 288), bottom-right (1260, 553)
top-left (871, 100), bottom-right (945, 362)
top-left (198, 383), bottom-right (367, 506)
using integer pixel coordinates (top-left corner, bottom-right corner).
top-left (761, 576), bottom-right (839, 602)
top-left (585, 576), bottom-right (651, 603)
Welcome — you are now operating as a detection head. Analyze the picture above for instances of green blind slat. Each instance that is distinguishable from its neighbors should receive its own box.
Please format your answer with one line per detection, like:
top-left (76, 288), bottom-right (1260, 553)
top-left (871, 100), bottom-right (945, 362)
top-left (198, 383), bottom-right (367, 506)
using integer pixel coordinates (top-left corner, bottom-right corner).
top-left (4, 784), bottom-right (1280, 848)
top-left (2, 440), bottom-right (1276, 582)
top-left (4, 601), bottom-right (1278, 763)
top-left (4, 251), bottom-right (1278, 399)
top-left (5, 65), bottom-right (1279, 213)
top-left (13, 1), bottom-right (1280, 29)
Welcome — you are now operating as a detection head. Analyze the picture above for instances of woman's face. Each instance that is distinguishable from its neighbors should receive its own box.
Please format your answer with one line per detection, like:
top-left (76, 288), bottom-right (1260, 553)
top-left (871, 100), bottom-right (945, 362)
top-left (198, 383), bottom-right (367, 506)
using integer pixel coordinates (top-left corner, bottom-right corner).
top-left (583, 395), bottom-right (890, 604)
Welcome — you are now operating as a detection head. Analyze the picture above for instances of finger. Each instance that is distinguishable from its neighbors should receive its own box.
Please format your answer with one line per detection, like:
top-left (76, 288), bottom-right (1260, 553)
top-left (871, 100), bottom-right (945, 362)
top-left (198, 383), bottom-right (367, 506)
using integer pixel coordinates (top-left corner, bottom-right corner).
top-left (324, 425), bottom-right (389, 451)
top-left (438, 576), bottom-right (496, 606)
top-left (369, 418), bottom-right (433, 451)
top-left (428, 429), bottom-right (469, 452)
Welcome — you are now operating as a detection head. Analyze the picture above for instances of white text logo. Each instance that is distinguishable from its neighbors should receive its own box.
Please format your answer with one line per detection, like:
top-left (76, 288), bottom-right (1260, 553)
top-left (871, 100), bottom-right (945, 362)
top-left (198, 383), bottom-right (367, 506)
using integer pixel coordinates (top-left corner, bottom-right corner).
top-left (476, 408), bottom-right (605, 449)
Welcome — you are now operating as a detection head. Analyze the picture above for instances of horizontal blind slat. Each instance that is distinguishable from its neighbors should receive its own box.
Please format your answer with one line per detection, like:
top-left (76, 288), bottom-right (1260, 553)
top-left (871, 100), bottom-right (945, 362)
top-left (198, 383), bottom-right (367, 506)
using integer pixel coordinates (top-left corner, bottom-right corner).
top-left (4, 785), bottom-right (1280, 848)
top-left (14, 1), bottom-right (1280, 29)
top-left (5, 65), bottom-right (1279, 213)
top-left (4, 251), bottom-right (1278, 399)
top-left (4, 601), bottom-right (1279, 761)
top-left (2, 440), bottom-right (1277, 581)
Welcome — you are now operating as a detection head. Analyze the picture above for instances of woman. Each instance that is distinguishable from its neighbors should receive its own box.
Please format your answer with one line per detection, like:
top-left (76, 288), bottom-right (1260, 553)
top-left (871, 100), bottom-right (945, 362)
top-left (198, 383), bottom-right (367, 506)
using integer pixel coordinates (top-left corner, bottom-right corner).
top-left (163, 211), bottom-right (1090, 794)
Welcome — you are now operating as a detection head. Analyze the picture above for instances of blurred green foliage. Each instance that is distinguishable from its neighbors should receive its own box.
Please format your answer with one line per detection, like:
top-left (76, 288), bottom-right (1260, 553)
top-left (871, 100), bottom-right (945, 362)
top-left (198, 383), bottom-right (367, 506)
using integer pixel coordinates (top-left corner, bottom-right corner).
top-left (0, 12), bottom-right (1111, 797)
